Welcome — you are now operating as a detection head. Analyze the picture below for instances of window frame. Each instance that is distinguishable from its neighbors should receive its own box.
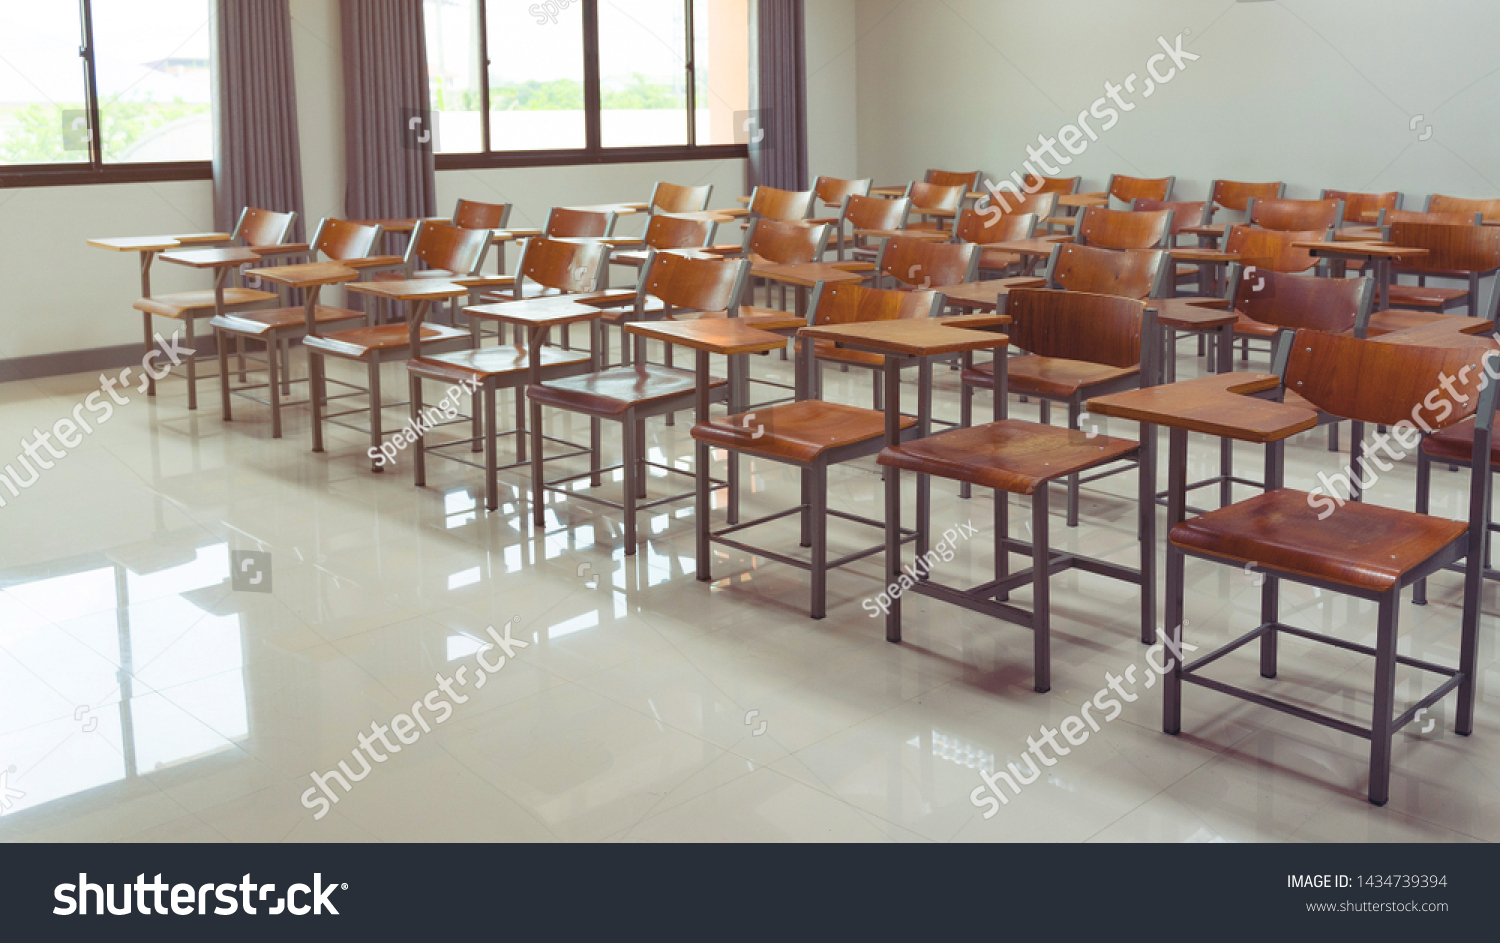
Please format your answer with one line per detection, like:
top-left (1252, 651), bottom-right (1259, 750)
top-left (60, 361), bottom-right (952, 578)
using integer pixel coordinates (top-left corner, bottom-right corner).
top-left (0, 0), bottom-right (214, 189)
top-left (434, 0), bottom-right (747, 170)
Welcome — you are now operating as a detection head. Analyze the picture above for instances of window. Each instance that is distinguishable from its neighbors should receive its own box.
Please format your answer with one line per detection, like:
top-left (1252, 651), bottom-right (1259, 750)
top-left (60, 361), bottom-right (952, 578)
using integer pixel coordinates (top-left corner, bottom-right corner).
top-left (0, 0), bottom-right (213, 187)
top-left (425, 0), bottom-right (749, 168)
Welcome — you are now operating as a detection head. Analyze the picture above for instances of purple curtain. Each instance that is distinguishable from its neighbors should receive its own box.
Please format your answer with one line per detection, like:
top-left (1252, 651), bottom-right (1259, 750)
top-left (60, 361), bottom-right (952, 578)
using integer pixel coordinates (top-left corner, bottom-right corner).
top-left (748, 0), bottom-right (808, 192)
top-left (212, 0), bottom-right (306, 239)
top-left (340, 0), bottom-right (437, 221)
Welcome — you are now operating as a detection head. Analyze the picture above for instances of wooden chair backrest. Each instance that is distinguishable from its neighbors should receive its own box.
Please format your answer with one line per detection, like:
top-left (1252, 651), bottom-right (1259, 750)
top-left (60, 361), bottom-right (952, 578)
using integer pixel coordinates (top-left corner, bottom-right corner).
top-left (519, 237), bottom-right (609, 293)
top-left (314, 219), bottom-right (382, 261)
top-left (650, 182), bottom-right (713, 213)
top-left (926, 169), bottom-right (980, 191)
top-left (879, 237), bottom-right (979, 288)
top-left (1248, 197), bottom-right (1342, 232)
top-left (907, 181), bottom-right (966, 213)
top-left (1286, 329), bottom-right (1494, 428)
top-left (643, 213), bottom-right (714, 250)
top-left (1076, 205), bottom-right (1172, 249)
top-left (642, 252), bottom-right (749, 312)
top-left (1131, 198), bottom-right (1209, 233)
top-left (1387, 221), bottom-right (1500, 273)
top-left (1386, 209), bottom-right (1480, 226)
top-left (1021, 174), bottom-right (1081, 195)
top-left (1210, 179), bottom-right (1285, 212)
top-left (410, 220), bottom-right (490, 275)
top-left (1323, 189), bottom-right (1400, 223)
top-left (984, 189), bottom-right (1056, 221)
top-left (1229, 265), bottom-right (1368, 334)
top-left (814, 176), bottom-right (873, 204)
top-left (1427, 194), bottom-right (1500, 223)
top-left (545, 208), bottom-right (613, 238)
top-left (844, 194), bottom-right (909, 231)
top-left (452, 199), bottom-right (510, 229)
top-left (749, 186), bottom-right (815, 221)
top-left (1005, 288), bottom-right (1143, 368)
top-left (747, 218), bottom-right (829, 264)
top-left (1223, 225), bottom-right (1324, 273)
top-left (810, 281), bottom-right (941, 325)
top-left (235, 207), bottom-right (296, 247)
top-left (1046, 244), bottom-right (1167, 300)
top-left (1108, 174), bottom-right (1173, 203)
top-left (954, 208), bottom-right (1036, 246)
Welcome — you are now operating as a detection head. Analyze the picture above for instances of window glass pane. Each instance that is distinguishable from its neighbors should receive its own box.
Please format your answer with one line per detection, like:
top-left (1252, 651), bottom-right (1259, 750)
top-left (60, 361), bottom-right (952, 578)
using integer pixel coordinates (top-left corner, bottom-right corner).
top-left (0, 5), bottom-right (89, 165)
top-left (425, 0), bottom-right (483, 153)
top-left (92, 0), bottom-right (212, 163)
top-left (693, 0), bottom-right (749, 145)
top-left (487, 1), bottom-right (586, 151)
top-left (599, 0), bottom-right (687, 148)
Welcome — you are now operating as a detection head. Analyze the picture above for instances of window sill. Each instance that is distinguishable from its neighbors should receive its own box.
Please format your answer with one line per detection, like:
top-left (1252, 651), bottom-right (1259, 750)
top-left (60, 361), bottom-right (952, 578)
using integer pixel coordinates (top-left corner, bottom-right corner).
top-left (436, 144), bottom-right (747, 171)
top-left (0, 161), bottom-right (213, 189)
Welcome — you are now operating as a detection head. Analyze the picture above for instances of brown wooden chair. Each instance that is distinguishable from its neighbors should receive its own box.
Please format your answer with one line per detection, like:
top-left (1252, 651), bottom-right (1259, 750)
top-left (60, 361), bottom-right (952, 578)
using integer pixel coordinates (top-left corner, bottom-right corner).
top-left (814, 175), bottom-right (873, 206)
top-left (1162, 331), bottom-right (1494, 805)
top-left (525, 252), bottom-right (751, 554)
top-left (1223, 224), bottom-right (1326, 273)
top-left (411, 239), bottom-right (606, 510)
top-left (1107, 173), bottom-right (1173, 205)
top-left (647, 181), bottom-right (713, 214)
top-left (1015, 173), bottom-right (1083, 232)
top-left (304, 221), bottom-right (489, 469)
top-left (962, 287), bottom-right (1154, 525)
top-left (210, 218), bottom-right (394, 439)
top-left (1207, 179), bottom-right (1285, 219)
top-left (1074, 205), bottom-right (1174, 250)
top-left (544, 207), bottom-right (617, 238)
top-left (903, 181), bottom-right (967, 233)
top-left (926, 169), bottom-right (981, 191)
top-left (686, 281), bottom-right (937, 617)
top-left (746, 185), bottom-right (816, 223)
top-left (878, 289), bottom-right (1156, 690)
top-left (841, 193), bottom-right (912, 261)
top-left (1386, 209), bottom-right (1481, 225)
top-left (1426, 193), bottom-right (1500, 223)
top-left (132, 206), bottom-right (299, 409)
top-left (1134, 197), bottom-right (1213, 291)
top-left (1246, 196), bottom-right (1343, 232)
top-left (952, 207), bottom-right (1038, 275)
top-left (1042, 243), bottom-right (1170, 300)
top-left (1385, 221), bottom-right (1500, 321)
top-left (607, 212), bottom-right (716, 273)
top-left (1323, 188), bottom-right (1401, 227)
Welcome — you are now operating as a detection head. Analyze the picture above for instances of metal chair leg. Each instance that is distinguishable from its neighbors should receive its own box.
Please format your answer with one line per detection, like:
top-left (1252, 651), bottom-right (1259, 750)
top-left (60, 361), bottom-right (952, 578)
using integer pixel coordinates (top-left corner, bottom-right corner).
top-left (810, 461), bottom-right (828, 619)
top-left (1367, 590), bottom-right (1399, 805)
top-left (635, 418), bottom-right (648, 498)
top-left (483, 383), bottom-right (498, 510)
top-left (267, 336), bottom-right (283, 438)
top-left (310, 353), bottom-right (326, 453)
top-left (217, 328), bottom-right (233, 422)
top-left (1032, 483), bottom-right (1051, 693)
top-left (622, 413), bottom-right (638, 555)
top-left (368, 359), bottom-right (383, 472)
top-left (185, 314), bottom-right (198, 410)
top-left (411, 374), bottom-right (427, 487)
top-left (1414, 450), bottom-right (1432, 605)
top-left (1066, 401), bottom-right (1081, 527)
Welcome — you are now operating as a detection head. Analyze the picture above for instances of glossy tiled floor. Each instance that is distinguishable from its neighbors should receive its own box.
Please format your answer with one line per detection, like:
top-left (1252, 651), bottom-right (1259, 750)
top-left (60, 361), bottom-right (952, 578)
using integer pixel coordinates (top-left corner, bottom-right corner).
top-left (0, 339), bottom-right (1496, 843)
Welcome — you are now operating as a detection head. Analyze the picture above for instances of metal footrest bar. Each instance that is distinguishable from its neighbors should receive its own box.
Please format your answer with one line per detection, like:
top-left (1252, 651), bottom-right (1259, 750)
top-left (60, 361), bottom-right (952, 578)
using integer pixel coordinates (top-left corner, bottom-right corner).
top-left (1154, 474), bottom-right (1264, 511)
top-left (907, 579), bottom-right (1037, 628)
top-left (1182, 673), bottom-right (1372, 740)
top-left (994, 537), bottom-right (1145, 585)
top-left (709, 505), bottom-right (916, 575)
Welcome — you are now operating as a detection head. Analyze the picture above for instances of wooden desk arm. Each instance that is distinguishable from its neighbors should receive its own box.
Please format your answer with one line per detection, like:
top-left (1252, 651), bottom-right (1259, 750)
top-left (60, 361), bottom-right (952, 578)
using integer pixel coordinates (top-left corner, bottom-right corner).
top-left (624, 320), bottom-right (786, 356)
top-left (250, 243), bottom-right (311, 257)
top-left (1087, 373), bottom-right (1317, 442)
top-left (344, 255), bottom-right (406, 270)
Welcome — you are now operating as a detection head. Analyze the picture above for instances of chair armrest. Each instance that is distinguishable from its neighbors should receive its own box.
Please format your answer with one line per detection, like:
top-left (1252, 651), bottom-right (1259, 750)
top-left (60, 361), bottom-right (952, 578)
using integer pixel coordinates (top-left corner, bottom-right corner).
top-left (625, 319), bottom-right (786, 355)
top-left (345, 255), bottom-right (406, 269)
top-left (1087, 373), bottom-right (1316, 442)
top-left (250, 242), bottom-right (311, 257)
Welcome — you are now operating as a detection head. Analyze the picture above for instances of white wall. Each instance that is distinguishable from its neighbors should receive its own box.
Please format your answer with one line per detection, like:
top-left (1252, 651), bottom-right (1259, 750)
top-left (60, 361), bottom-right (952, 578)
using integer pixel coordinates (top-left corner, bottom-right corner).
top-left (853, 0), bottom-right (1500, 203)
top-left (804, 0), bottom-right (859, 182)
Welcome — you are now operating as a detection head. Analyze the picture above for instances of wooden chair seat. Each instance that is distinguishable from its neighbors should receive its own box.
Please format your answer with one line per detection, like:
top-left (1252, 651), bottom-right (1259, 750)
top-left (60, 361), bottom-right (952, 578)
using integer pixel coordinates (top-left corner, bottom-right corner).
top-left (133, 287), bottom-right (277, 319)
top-left (213, 304), bottom-right (364, 336)
top-left (302, 322), bottom-right (468, 361)
top-left (1232, 313), bottom-right (1281, 338)
top-left (962, 354), bottom-right (1140, 398)
top-left (373, 269), bottom-right (452, 281)
top-left (979, 248), bottom-right (1022, 268)
top-left (526, 364), bottom-right (724, 416)
top-left (408, 344), bottom-right (591, 385)
top-left (693, 400), bottom-right (912, 463)
top-left (1169, 487), bottom-right (1467, 592)
top-left (813, 338), bottom-right (885, 367)
top-left (670, 307), bottom-right (804, 332)
top-left (1420, 416), bottom-right (1500, 466)
top-left (877, 419), bottom-right (1139, 495)
top-left (1386, 283), bottom-right (1469, 309)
